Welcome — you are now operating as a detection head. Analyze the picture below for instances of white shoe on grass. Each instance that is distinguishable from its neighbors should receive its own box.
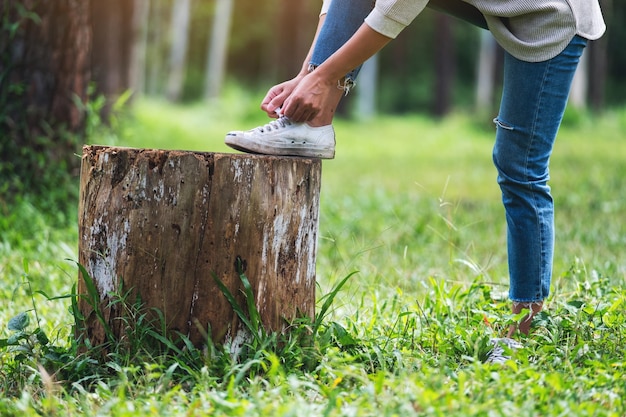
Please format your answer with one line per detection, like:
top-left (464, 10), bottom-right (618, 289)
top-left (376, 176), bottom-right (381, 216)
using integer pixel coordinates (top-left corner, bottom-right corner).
top-left (486, 337), bottom-right (523, 364)
top-left (225, 117), bottom-right (335, 159)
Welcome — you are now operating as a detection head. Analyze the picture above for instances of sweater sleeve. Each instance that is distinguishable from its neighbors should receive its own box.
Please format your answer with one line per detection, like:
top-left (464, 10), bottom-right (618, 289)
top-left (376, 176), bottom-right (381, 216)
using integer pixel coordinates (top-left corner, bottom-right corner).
top-left (365, 0), bottom-right (429, 38)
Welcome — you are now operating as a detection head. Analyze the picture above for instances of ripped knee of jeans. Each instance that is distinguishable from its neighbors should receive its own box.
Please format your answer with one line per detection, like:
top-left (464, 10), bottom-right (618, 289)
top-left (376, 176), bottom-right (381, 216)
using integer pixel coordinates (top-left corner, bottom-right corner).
top-left (493, 117), bottom-right (514, 130)
top-left (308, 63), bottom-right (356, 96)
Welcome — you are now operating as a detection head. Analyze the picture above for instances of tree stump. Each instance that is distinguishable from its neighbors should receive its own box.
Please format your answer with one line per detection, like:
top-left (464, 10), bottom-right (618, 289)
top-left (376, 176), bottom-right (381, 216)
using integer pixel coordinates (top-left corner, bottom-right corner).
top-left (77, 145), bottom-right (321, 352)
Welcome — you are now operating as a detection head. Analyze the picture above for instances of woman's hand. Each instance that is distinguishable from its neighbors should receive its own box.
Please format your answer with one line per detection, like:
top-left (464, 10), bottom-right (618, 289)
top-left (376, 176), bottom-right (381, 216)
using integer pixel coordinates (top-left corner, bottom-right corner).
top-left (282, 70), bottom-right (335, 123)
top-left (282, 24), bottom-right (392, 123)
top-left (260, 75), bottom-right (306, 118)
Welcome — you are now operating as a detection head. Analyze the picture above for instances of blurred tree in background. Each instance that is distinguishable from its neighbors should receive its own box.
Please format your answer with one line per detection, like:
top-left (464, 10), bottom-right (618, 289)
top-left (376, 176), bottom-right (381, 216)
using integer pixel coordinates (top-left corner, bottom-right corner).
top-left (91, 0), bottom-right (135, 117)
top-left (0, 0), bottom-right (90, 210)
top-left (126, 0), bottom-right (623, 114)
top-left (1, 0), bottom-right (624, 209)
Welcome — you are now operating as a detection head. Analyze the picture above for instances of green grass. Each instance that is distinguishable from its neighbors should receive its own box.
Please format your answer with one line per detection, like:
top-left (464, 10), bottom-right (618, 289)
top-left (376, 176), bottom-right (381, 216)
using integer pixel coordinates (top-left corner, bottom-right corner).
top-left (1, 95), bottom-right (626, 416)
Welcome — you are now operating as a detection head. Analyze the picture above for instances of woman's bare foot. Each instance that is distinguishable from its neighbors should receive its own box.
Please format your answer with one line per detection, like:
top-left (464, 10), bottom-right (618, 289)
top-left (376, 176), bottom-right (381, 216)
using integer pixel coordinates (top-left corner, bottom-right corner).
top-left (507, 301), bottom-right (543, 337)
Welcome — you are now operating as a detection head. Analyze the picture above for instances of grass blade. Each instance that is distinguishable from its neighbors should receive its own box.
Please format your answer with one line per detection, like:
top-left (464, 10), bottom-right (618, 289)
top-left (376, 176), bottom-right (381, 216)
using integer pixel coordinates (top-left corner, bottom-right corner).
top-left (212, 272), bottom-right (260, 344)
top-left (313, 271), bottom-right (358, 335)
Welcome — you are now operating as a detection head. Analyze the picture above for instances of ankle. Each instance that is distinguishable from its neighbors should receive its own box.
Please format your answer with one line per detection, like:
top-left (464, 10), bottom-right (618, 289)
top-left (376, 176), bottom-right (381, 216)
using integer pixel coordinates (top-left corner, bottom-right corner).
top-left (307, 121), bottom-right (333, 128)
top-left (305, 114), bottom-right (333, 128)
top-left (507, 301), bottom-right (543, 337)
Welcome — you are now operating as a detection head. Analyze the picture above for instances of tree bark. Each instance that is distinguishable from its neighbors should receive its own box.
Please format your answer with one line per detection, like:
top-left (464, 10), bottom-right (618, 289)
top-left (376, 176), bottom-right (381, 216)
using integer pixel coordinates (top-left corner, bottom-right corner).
top-left (77, 146), bottom-right (321, 352)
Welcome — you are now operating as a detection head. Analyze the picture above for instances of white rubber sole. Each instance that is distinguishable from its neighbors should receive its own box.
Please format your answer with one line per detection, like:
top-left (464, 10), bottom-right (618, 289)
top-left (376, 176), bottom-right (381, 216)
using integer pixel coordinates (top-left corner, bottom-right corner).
top-left (225, 135), bottom-right (335, 159)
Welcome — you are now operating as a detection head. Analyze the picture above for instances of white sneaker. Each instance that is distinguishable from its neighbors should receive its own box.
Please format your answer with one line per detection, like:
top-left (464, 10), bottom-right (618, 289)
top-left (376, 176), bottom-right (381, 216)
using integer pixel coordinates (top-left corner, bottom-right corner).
top-left (225, 117), bottom-right (336, 159)
top-left (486, 338), bottom-right (523, 364)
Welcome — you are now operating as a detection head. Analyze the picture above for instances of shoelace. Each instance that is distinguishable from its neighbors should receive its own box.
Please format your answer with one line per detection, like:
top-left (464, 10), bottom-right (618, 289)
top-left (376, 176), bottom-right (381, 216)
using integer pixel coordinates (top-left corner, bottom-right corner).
top-left (255, 116), bottom-right (292, 133)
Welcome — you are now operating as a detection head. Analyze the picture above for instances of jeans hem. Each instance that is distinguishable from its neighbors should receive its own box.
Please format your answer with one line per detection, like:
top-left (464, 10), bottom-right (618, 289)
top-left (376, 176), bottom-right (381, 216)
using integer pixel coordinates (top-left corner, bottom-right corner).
top-left (509, 298), bottom-right (546, 304)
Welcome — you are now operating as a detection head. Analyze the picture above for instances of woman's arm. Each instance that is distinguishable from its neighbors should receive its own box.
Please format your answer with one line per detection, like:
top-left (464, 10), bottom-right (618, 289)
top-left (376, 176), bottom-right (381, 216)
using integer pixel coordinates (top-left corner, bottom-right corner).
top-left (282, 23), bottom-right (392, 122)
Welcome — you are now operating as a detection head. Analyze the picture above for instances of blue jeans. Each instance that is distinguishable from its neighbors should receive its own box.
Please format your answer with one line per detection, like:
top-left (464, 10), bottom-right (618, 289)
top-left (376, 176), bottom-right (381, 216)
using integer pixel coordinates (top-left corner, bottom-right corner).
top-left (310, 0), bottom-right (373, 90)
top-left (493, 35), bottom-right (587, 302)
top-left (310, 0), bottom-right (587, 303)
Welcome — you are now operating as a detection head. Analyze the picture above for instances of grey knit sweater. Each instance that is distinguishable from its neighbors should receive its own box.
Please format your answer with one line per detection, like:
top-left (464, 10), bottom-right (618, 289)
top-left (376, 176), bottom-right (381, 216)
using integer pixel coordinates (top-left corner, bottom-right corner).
top-left (321, 0), bottom-right (606, 62)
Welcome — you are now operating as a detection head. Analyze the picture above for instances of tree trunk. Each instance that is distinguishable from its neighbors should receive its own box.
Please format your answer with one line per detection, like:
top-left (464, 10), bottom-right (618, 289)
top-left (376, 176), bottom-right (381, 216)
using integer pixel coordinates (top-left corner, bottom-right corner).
top-left (1, 0), bottom-right (90, 135)
top-left (77, 146), bottom-right (320, 352)
top-left (355, 55), bottom-right (379, 120)
top-left (432, 14), bottom-right (455, 117)
top-left (129, 0), bottom-right (151, 101)
top-left (587, 0), bottom-right (610, 112)
top-left (91, 0), bottom-right (134, 119)
top-left (475, 31), bottom-right (498, 111)
top-left (166, 0), bottom-right (191, 101)
top-left (146, 0), bottom-right (166, 96)
top-left (0, 0), bottom-right (90, 192)
top-left (569, 48), bottom-right (588, 109)
top-left (205, 0), bottom-right (234, 100)
top-left (270, 1), bottom-right (317, 83)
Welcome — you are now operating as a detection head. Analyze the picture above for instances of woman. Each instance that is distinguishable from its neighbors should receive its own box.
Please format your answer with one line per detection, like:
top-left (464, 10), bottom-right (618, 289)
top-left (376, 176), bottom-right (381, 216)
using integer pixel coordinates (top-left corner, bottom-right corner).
top-left (225, 0), bottom-right (606, 362)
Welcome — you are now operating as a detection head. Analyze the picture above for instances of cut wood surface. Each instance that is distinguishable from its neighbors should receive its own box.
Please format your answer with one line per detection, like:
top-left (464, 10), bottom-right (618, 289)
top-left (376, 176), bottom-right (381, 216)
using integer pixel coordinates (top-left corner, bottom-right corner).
top-left (77, 145), bottom-right (321, 350)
